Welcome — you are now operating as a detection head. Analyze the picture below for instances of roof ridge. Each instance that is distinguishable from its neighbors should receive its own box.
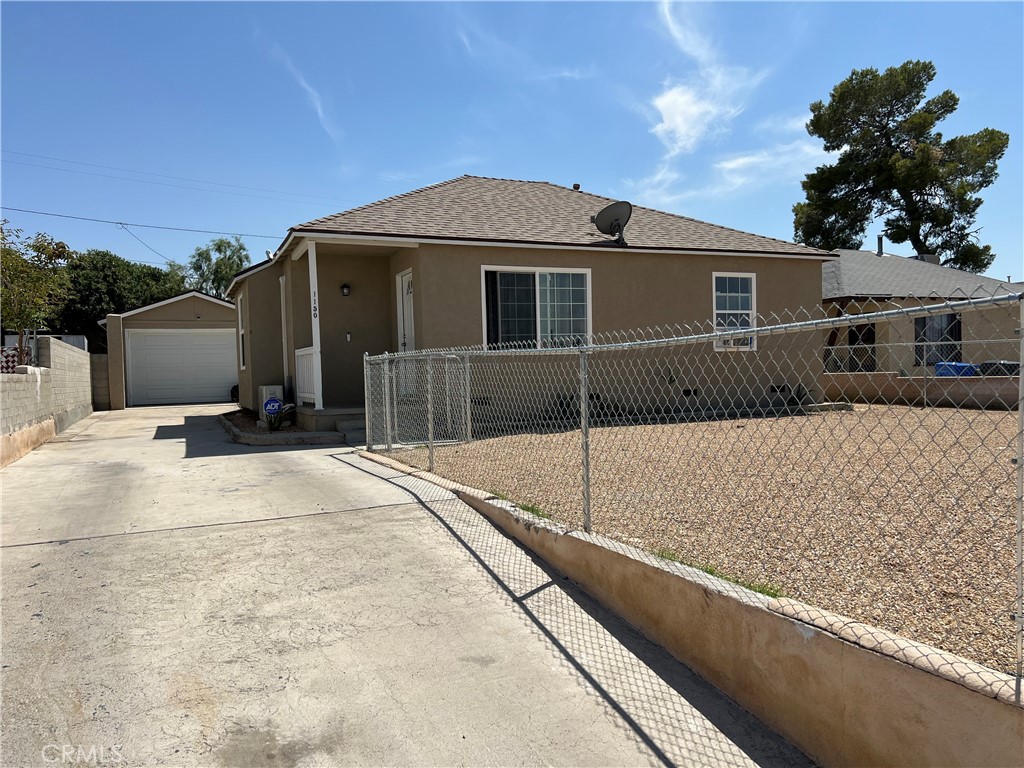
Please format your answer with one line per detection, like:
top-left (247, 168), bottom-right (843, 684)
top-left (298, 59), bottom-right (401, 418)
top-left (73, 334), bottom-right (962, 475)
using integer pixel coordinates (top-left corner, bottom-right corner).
top-left (293, 175), bottom-right (831, 256)
top-left (298, 175), bottom-right (470, 228)
top-left (534, 179), bottom-right (823, 253)
top-left (866, 250), bottom-right (1014, 287)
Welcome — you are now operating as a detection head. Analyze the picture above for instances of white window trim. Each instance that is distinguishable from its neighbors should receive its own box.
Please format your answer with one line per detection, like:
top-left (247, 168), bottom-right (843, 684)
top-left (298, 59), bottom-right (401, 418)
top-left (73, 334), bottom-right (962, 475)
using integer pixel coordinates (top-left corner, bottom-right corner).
top-left (480, 265), bottom-right (593, 348)
top-left (712, 271), bottom-right (757, 352)
top-left (237, 295), bottom-right (246, 370)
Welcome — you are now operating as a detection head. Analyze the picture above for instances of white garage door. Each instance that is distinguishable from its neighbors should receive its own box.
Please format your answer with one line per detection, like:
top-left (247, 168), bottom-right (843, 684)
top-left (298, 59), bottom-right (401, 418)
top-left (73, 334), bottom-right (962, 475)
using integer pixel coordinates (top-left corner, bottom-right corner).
top-left (127, 329), bottom-right (237, 406)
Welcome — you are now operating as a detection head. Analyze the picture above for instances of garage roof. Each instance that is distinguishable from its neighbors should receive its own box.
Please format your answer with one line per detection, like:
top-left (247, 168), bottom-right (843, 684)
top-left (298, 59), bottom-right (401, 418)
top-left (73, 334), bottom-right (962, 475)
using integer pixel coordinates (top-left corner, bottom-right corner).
top-left (98, 291), bottom-right (234, 326)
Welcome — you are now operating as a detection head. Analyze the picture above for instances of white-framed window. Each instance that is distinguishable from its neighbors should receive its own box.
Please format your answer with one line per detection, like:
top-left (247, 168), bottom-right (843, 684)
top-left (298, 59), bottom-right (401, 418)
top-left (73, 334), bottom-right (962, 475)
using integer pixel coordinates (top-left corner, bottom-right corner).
top-left (481, 266), bottom-right (591, 348)
top-left (914, 313), bottom-right (961, 366)
top-left (712, 272), bottom-right (756, 351)
top-left (237, 295), bottom-right (246, 370)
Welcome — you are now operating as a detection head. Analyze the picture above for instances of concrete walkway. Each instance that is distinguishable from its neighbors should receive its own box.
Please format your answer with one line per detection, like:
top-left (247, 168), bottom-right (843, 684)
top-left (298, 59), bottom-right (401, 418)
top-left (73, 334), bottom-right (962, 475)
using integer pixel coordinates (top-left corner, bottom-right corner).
top-left (1, 406), bottom-right (811, 767)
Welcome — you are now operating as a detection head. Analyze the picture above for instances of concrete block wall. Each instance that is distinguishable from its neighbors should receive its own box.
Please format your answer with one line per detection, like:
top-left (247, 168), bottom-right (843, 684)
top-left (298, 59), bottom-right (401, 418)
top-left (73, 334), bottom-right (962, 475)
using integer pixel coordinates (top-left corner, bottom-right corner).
top-left (36, 337), bottom-right (93, 432)
top-left (2, 338), bottom-right (93, 466)
top-left (91, 353), bottom-right (111, 410)
top-left (1, 368), bottom-right (55, 435)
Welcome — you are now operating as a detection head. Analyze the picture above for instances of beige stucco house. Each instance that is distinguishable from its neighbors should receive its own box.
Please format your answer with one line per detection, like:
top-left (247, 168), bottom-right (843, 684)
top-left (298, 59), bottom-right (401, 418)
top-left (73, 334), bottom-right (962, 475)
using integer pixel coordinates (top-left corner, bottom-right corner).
top-left (227, 175), bottom-right (835, 426)
top-left (102, 291), bottom-right (237, 409)
top-left (821, 248), bottom-right (1021, 407)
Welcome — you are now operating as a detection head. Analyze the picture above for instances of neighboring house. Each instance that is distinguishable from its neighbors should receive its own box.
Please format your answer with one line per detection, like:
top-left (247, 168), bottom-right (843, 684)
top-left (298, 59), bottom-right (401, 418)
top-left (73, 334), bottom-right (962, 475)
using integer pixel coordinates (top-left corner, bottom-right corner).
top-left (227, 175), bottom-right (835, 427)
top-left (822, 248), bottom-right (1021, 374)
top-left (821, 249), bottom-right (1021, 408)
top-left (100, 291), bottom-right (238, 408)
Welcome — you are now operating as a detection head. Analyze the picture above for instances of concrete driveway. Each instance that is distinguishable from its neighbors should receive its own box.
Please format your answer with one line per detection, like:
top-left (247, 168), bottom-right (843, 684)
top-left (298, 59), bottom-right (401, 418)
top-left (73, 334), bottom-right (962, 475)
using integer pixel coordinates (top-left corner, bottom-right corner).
top-left (1, 406), bottom-right (810, 767)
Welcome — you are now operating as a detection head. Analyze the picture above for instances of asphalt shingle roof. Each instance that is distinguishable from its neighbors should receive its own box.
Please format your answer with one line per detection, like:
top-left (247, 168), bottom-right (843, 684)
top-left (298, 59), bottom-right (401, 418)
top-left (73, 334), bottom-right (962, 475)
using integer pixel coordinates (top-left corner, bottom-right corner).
top-left (294, 175), bottom-right (830, 258)
top-left (823, 249), bottom-right (1022, 300)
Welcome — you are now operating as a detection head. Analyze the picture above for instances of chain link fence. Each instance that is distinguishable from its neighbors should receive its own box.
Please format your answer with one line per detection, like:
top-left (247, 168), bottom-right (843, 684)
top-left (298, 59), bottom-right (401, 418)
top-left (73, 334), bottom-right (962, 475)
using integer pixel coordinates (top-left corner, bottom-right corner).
top-left (365, 292), bottom-right (1024, 689)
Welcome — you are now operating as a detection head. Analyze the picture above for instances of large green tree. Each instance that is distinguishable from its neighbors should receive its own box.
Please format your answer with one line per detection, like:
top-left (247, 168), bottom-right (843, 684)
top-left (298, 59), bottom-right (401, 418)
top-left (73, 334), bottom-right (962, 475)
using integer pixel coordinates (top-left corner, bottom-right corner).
top-left (55, 250), bottom-right (187, 350)
top-left (1, 222), bottom-right (76, 362)
top-left (173, 236), bottom-right (250, 299)
top-left (793, 60), bottom-right (1009, 273)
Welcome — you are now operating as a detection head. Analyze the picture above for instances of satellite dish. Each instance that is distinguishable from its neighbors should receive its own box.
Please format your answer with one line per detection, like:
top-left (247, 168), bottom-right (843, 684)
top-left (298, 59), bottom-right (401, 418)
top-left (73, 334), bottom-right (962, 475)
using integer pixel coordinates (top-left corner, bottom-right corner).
top-left (591, 201), bottom-right (633, 245)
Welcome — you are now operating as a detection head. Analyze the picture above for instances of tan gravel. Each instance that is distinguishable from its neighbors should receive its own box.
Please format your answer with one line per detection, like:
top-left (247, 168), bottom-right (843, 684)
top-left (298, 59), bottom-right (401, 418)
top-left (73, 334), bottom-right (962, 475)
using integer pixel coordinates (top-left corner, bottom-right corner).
top-left (385, 405), bottom-right (1021, 675)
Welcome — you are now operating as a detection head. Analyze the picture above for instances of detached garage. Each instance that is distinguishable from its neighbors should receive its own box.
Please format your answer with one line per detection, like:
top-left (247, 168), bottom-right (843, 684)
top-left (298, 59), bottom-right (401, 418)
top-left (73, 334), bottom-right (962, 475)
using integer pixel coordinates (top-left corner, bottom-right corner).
top-left (103, 292), bottom-right (238, 409)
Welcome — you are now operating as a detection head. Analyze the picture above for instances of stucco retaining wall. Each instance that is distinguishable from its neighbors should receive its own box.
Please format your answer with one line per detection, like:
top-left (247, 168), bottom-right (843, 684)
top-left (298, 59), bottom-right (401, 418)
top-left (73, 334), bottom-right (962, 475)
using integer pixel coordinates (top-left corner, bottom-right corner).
top-left (823, 371), bottom-right (1020, 409)
top-left (360, 450), bottom-right (1024, 768)
top-left (2, 338), bottom-right (93, 466)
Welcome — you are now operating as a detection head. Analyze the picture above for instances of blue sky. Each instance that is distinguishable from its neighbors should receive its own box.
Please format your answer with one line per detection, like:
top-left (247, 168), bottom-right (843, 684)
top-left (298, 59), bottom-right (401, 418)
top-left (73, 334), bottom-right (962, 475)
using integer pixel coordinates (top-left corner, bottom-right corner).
top-left (2, 2), bottom-right (1021, 282)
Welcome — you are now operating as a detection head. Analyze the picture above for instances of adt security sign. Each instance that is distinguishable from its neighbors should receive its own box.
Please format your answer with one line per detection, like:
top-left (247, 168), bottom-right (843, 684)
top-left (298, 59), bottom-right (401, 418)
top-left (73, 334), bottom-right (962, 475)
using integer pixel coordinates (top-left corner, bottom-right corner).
top-left (264, 397), bottom-right (283, 417)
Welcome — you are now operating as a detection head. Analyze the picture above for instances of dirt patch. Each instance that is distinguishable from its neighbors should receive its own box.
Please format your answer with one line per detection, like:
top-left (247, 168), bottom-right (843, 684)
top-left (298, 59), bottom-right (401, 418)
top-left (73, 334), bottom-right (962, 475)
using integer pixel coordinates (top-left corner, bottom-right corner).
top-left (222, 409), bottom-right (305, 434)
top-left (383, 405), bottom-right (1020, 675)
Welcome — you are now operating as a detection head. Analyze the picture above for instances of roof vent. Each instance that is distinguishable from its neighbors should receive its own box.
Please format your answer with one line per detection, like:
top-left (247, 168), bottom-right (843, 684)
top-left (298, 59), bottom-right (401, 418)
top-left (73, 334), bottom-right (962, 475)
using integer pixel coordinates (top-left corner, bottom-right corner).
top-left (591, 201), bottom-right (633, 246)
top-left (572, 183), bottom-right (581, 191)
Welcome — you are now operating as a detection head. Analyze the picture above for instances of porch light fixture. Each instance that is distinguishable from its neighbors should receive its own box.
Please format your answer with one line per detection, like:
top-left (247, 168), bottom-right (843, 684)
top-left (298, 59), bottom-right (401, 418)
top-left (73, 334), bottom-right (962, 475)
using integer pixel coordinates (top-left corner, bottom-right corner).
top-left (341, 283), bottom-right (351, 296)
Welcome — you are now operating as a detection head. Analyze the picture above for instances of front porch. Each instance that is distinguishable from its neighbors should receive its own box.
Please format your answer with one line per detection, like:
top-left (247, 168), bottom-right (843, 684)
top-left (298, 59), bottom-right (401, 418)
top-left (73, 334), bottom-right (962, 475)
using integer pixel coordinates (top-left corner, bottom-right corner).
top-left (285, 237), bottom-right (419, 413)
top-left (295, 404), bottom-right (366, 439)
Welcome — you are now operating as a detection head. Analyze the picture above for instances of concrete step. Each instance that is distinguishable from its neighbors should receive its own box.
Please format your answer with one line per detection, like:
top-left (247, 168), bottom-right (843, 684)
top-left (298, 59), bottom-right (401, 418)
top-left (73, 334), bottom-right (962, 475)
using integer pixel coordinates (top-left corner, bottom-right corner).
top-left (342, 428), bottom-right (367, 446)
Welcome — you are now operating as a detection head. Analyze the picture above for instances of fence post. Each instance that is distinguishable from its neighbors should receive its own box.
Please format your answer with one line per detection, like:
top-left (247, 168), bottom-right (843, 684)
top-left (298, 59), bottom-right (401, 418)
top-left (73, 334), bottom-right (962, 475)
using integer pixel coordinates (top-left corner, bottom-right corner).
top-left (1015, 295), bottom-right (1023, 704)
top-left (463, 353), bottom-right (473, 443)
top-left (383, 355), bottom-right (393, 452)
top-left (579, 346), bottom-right (592, 533)
top-left (363, 354), bottom-right (373, 451)
top-left (427, 355), bottom-right (435, 473)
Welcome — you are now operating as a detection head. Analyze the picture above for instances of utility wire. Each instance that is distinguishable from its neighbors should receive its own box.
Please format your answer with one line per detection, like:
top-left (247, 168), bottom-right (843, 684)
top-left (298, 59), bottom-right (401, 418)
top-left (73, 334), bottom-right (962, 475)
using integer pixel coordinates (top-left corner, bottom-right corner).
top-left (116, 223), bottom-right (168, 262)
top-left (3, 159), bottom-right (350, 207)
top-left (0, 206), bottom-right (280, 239)
top-left (3, 150), bottom-right (361, 205)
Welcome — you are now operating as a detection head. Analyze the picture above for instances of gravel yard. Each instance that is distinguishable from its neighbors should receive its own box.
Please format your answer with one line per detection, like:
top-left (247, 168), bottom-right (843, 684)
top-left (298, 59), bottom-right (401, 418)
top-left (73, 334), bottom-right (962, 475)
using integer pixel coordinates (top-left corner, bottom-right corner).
top-left (384, 405), bottom-right (1020, 674)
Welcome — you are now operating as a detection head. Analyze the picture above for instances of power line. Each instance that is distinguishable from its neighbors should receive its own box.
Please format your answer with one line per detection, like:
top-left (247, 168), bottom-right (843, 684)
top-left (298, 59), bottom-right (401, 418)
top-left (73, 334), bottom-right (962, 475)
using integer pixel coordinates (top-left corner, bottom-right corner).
top-left (3, 159), bottom-right (354, 208)
top-left (2, 150), bottom-right (362, 206)
top-left (0, 206), bottom-right (281, 239)
top-left (116, 223), bottom-right (168, 262)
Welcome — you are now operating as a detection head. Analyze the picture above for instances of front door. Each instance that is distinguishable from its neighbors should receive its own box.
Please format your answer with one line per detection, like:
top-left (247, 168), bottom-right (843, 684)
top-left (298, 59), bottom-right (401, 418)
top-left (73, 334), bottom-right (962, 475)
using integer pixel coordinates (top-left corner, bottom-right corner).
top-left (396, 270), bottom-right (415, 396)
top-left (397, 270), bottom-right (415, 354)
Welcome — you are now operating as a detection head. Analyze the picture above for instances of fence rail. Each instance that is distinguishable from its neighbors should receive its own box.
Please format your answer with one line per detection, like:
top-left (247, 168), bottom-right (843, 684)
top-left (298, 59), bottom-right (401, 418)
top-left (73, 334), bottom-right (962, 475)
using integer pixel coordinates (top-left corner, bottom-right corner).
top-left (365, 293), bottom-right (1024, 693)
top-left (295, 346), bottom-right (317, 405)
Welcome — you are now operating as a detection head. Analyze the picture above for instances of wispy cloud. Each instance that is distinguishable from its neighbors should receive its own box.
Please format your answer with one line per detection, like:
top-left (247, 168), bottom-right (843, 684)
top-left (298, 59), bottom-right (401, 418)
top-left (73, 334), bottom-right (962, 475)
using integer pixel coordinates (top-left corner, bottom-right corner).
top-left (455, 13), bottom-right (595, 83)
top-left (755, 112), bottom-right (811, 136)
top-left (533, 66), bottom-right (596, 82)
top-left (627, 139), bottom-right (833, 209)
top-left (376, 153), bottom-right (486, 185)
top-left (700, 140), bottom-right (831, 197)
top-left (625, 2), bottom-right (813, 210)
top-left (267, 41), bottom-right (342, 146)
top-left (648, 2), bottom-right (765, 157)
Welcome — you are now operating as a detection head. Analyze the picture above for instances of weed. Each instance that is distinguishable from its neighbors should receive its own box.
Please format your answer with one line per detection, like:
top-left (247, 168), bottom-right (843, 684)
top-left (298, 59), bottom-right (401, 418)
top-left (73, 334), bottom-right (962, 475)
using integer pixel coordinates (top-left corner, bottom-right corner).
top-left (489, 490), bottom-right (509, 501)
top-left (651, 549), bottom-right (784, 598)
top-left (519, 503), bottom-right (551, 520)
top-left (653, 547), bottom-right (680, 562)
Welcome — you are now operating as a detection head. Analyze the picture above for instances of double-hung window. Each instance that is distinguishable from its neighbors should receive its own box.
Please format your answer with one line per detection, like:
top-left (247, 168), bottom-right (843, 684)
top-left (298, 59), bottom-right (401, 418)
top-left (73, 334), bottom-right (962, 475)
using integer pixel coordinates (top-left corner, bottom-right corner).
top-left (914, 313), bottom-right (961, 366)
top-left (483, 268), bottom-right (590, 348)
top-left (237, 295), bottom-right (246, 370)
top-left (713, 273), bottom-right (756, 350)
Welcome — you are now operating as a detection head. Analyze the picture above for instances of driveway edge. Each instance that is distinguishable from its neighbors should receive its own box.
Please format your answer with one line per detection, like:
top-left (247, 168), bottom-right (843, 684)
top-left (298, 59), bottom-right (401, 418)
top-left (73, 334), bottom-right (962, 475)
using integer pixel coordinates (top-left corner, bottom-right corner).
top-left (358, 449), bottom-right (1024, 768)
